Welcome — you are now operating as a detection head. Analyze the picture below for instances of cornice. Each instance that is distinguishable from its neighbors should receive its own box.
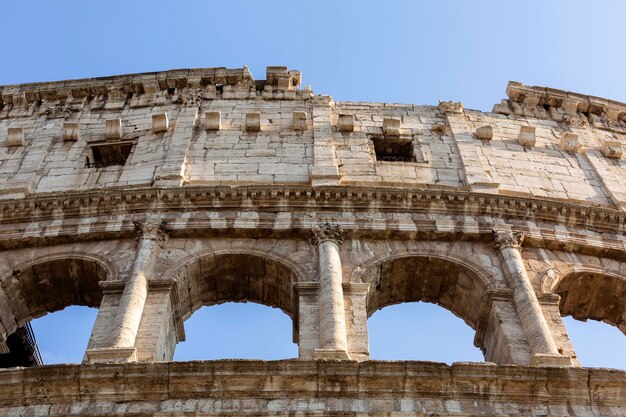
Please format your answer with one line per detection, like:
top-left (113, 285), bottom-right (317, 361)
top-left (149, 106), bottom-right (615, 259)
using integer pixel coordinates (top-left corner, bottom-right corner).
top-left (494, 81), bottom-right (626, 135)
top-left (0, 185), bottom-right (622, 232)
top-left (0, 66), bottom-right (311, 110)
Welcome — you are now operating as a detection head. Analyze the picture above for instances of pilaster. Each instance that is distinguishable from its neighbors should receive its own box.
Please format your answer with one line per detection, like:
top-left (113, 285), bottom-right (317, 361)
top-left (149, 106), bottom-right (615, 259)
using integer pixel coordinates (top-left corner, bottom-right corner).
top-left (342, 282), bottom-right (370, 361)
top-left (310, 97), bottom-right (342, 186)
top-left (569, 124), bottom-right (626, 212)
top-left (294, 282), bottom-right (320, 359)
top-left (134, 278), bottom-right (185, 362)
top-left (153, 105), bottom-right (199, 187)
top-left (439, 100), bottom-right (499, 193)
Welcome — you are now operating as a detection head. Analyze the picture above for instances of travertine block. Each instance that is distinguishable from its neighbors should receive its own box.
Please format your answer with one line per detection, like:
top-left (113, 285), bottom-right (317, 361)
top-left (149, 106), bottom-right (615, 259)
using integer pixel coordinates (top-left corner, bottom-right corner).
top-left (105, 119), bottom-right (122, 141)
top-left (204, 111), bottom-right (221, 131)
top-left (245, 112), bottom-right (261, 131)
top-left (337, 114), bottom-right (354, 132)
top-left (278, 77), bottom-right (292, 91)
top-left (152, 113), bottom-right (169, 133)
top-left (559, 133), bottom-right (580, 152)
top-left (475, 125), bottom-right (493, 140)
top-left (62, 122), bottom-right (80, 141)
top-left (517, 126), bottom-right (536, 146)
top-left (6, 127), bottom-right (24, 146)
top-left (383, 118), bottom-right (400, 137)
top-left (293, 111), bottom-right (307, 131)
top-left (602, 139), bottom-right (623, 159)
top-left (143, 81), bottom-right (159, 95)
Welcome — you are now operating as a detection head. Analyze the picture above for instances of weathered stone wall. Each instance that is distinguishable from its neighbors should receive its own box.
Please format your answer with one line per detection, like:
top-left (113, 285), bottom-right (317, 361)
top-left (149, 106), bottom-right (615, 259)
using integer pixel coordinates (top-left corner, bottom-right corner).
top-left (1, 361), bottom-right (626, 417)
top-left (0, 66), bottom-right (624, 415)
top-left (0, 69), bottom-right (624, 202)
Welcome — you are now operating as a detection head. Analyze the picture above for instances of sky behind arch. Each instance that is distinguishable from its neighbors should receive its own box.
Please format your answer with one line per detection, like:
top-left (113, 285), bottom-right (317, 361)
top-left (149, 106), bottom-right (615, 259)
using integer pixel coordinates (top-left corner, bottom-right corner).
top-left (6, 1), bottom-right (626, 368)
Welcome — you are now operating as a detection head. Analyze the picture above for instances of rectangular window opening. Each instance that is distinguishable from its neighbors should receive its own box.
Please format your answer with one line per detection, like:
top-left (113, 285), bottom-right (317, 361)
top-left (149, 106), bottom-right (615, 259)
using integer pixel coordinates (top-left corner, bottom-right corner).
top-left (372, 136), bottom-right (416, 162)
top-left (86, 141), bottom-right (134, 168)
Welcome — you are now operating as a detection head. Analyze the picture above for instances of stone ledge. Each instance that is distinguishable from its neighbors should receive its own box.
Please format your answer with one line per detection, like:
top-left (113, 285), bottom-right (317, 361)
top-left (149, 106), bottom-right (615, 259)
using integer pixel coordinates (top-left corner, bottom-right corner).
top-left (0, 185), bottom-right (622, 233)
top-left (0, 360), bottom-right (624, 416)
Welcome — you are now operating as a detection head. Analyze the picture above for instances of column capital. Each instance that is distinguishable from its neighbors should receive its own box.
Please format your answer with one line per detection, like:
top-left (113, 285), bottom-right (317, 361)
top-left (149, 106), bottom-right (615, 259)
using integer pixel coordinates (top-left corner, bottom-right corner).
top-left (134, 221), bottom-right (169, 246)
top-left (493, 229), bottom-right (524, 251)
top-left (309, 223), bottom-right (344, 247)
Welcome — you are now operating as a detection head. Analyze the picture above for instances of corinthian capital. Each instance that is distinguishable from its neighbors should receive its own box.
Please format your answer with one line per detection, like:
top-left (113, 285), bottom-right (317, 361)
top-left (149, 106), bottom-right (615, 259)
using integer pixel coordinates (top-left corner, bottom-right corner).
top-left (310, 223), bottom-right (344, 247)
top-left (134, 220), bottom-right (169, 246)
top-left (493, 229), bottom-right (524, 251)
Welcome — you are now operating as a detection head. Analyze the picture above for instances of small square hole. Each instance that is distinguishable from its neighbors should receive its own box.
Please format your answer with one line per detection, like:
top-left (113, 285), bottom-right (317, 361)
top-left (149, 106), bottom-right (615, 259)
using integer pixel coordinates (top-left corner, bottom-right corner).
top-left (372, 137), bottom-right (416, 162)
top-left (87, 141), bottom-right (134, 168)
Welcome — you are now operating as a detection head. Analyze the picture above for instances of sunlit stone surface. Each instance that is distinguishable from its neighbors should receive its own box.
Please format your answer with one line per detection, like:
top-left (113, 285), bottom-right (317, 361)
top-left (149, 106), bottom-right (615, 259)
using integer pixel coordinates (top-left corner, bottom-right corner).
top-left (0, 66), bottom-right (625, 415)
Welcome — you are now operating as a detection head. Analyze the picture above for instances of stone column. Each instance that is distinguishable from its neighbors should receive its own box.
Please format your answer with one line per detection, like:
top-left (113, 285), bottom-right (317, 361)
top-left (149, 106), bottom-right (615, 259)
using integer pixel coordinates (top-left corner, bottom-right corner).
top-left (310, 223), bottom-right (349, 359)
top-left (86, 221), bottom-right (168, 363)
top-left (493, 230), bottom-right (572, 367)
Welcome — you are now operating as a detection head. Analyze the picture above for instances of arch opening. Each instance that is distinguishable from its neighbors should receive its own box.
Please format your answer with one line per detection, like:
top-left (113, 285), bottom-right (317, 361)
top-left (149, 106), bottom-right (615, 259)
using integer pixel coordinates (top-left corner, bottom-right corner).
top-left (0, 257), bottom-right (107, 367)
top-left (555, 271), bottom-right (626, 334)
top-left (362, 255), bottom-right (489, 360)
top-left (554, 271), bottom-right (626, 369)
top-left (562, 316), bottom-right (626, 369)
top-left (369, 302), bottom-right (483, 362)
top-left (175, 302), bottom-right (297, 361)
top-left (30, 306), bottom-right (98, 364)
top-left (173, 252), bottom-right (299, 358)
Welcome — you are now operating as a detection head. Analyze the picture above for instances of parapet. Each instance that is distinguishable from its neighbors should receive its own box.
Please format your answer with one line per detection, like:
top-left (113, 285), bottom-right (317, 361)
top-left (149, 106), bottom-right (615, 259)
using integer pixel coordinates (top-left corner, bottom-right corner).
top-left (0, 65), bottom-right (312, 109)
top-left (494, 81), bottom-right (626, 134)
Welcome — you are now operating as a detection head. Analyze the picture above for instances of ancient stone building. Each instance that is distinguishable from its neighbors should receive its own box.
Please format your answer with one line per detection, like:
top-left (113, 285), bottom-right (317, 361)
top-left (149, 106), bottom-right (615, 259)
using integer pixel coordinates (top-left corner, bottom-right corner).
top-left (0, 66), bottom-right (624, 416)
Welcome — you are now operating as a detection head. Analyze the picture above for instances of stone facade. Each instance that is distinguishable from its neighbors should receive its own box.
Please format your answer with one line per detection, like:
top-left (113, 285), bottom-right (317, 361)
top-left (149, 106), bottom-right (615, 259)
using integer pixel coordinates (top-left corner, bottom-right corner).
top-left (0, 66), bottom-right (625, 415)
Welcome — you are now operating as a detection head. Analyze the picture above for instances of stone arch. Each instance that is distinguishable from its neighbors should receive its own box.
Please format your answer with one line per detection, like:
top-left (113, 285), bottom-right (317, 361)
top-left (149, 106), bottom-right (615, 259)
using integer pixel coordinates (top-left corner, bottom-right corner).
top-left (0, 253), bottom-right (112, 340)
top-left (354, 250), bottom-right (494, 330)
top-left (540, 265), bottom-right (626, 334)
top-left (166, 248), bottom-right (308, 322)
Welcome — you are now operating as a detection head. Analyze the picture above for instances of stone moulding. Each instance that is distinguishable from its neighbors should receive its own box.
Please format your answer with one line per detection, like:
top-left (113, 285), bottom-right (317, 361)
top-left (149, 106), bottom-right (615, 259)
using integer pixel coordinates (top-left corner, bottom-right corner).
top-left (0, 361), bottom-right (623, 415)
top-left (494, 80), bottom-right (626, 135)
top-left (0, 185), bottom-right (622, 231)
top-left (0, 186), bottom-right (622, 260)
top-left (0, 66), bottom-right (313, 110)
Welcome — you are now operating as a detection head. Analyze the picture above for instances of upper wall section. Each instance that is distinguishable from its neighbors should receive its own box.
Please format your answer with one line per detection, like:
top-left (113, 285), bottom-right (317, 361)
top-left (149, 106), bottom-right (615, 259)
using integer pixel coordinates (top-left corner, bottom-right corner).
top-left (0, 67), bottom-right (623, 211)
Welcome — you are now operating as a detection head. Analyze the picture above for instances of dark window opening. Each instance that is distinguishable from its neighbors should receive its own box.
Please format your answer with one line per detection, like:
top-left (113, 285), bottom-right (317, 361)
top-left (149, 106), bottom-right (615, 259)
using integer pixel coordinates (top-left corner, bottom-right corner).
top-left (372, 136), bottom-right (416, 162)
top-left (86, 141), bottom-right (134, 168)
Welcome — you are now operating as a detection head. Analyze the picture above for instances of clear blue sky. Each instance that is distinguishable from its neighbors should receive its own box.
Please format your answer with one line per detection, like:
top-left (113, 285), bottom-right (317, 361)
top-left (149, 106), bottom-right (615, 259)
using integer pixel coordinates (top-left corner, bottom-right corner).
top-left (4, 1), bottom-right (625, 368)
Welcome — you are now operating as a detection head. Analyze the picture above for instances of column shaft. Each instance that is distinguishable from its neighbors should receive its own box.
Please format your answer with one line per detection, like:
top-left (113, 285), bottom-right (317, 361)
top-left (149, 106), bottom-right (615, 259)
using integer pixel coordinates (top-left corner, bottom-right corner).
top-left (108, 237), bottom-right (160, 348)
top-left (310, 223), bottom-right (349, 359)
top-left (317, 240), bottom-right (348, 351)
top-left (493, 230), bottom-right (572, 367)
top-left (498, 245), bottom-right (559, 356)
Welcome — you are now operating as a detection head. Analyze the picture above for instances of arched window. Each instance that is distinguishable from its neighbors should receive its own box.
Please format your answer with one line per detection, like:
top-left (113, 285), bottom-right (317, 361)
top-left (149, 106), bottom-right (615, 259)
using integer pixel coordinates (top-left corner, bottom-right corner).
top-left (172, 252), bottom-right (299, 359)
top-left (361, 255), bottom-right (490, 361)
top-left (175, 302), bottom-right (296, 360)
top-left (0, 257), bottom-right (107, 367)
top-left (562, 316), bottom-right (626, 369)
top-left (30, 306), bottom-right (98, 364)
top-left (554, 270), bottom-right (626, 369)
top-left (369, 302), bottom-right (482, 362)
